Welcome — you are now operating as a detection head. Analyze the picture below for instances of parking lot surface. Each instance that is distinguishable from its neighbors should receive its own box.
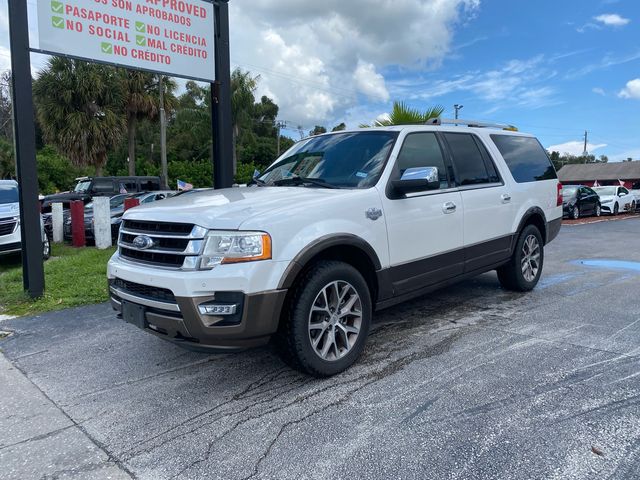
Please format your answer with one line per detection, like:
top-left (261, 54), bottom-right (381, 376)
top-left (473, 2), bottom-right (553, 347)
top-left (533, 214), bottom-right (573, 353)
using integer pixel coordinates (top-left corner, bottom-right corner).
top-left (2, 218), bottom-right (640, 480)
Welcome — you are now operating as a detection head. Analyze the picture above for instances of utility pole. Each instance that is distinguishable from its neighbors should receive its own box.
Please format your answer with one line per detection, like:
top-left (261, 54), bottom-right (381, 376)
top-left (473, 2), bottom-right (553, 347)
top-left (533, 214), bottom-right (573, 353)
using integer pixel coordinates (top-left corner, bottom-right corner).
top-left (276, 120), bottom-right (286, 157)
top-left (454, 104), bottom-right (463, 120)
top-left (159, 76), bottom-right (168, 189)
top-left (582, 130), bottom-right (588, 158)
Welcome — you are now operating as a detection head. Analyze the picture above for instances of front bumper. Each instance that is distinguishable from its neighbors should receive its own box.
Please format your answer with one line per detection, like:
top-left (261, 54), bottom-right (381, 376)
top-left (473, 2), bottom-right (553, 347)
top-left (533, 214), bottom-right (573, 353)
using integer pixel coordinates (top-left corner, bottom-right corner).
top-left (109, 279), bottom-right (287, 351)
top-left (0, 227), bottom-right (21, 255)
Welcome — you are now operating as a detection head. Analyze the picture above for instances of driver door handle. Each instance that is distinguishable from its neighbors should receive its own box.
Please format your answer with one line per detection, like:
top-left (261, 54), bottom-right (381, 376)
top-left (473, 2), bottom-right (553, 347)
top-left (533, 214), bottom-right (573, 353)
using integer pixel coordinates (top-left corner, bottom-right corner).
top-left (501, 194), bottom-right (512, 204)
top-left (443, 202), bottom-right (457, 214)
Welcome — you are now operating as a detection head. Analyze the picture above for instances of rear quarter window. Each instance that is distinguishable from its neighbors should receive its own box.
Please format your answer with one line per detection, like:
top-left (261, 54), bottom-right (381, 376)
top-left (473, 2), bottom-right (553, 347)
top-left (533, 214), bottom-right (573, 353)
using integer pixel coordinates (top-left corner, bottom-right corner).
top-left (490, 135), bottom-right (557, 183)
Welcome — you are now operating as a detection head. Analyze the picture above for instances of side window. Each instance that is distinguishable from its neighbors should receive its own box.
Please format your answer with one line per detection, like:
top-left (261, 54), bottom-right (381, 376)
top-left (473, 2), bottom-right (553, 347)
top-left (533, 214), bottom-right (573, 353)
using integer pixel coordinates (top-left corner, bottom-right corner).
top-left (490, 134), bottom-right (557, 183)
top-left (443, 133), bottom-right (492, 186)
top-left (124, 180), bottom-right (137, 192)
top-left (92, 179), bottom-right (113, 194)
top-left (396, 132), bottom-right (449, 189)
top-left (620, 187), bottom-right (629, 195)
top-left (141, 179), bottom-right (161, 191)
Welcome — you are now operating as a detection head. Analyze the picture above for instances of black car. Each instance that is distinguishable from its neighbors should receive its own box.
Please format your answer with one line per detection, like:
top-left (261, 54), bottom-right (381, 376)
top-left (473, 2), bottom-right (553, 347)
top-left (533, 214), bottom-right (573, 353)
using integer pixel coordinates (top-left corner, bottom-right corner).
top-left (562, 185), bottom-right (601, 219)
top-left (42, 176), bottom-right (164, 212)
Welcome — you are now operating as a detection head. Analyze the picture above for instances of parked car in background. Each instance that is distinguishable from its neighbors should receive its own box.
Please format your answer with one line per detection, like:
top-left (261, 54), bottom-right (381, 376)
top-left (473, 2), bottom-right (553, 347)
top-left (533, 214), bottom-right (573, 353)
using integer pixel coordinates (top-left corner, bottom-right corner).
top-left (562, 185), bottom-right (601, 219)
top-left (592, 186), bottom-right (636, 215)
top-left (630, 182), bottom-right (640, 211)
top-left (0, 180), bottom-right (50, 259)
top-left (64, 191), bottom-right (175, 242)
top-left (42, 176), bottom-right (164, 212)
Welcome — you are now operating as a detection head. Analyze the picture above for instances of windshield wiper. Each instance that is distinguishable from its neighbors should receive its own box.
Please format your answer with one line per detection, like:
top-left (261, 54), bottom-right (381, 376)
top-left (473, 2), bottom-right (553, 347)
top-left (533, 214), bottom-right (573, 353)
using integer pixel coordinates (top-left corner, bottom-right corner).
top-left (247, 177), bottom-right (267, 187)
top-left (273, 176), bottom-right (339, 189)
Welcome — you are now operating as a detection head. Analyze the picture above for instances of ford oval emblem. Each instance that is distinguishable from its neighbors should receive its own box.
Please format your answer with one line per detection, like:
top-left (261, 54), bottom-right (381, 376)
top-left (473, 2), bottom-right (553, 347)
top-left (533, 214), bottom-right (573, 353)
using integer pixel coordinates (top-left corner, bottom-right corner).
top-left (132, 235), bottom-right (155, 250)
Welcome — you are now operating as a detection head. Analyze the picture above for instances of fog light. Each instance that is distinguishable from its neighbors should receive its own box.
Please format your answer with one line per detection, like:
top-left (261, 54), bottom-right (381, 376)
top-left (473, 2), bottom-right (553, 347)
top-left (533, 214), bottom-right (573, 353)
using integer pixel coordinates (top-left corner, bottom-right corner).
top-left (198, 304), bottom-right (238, 316)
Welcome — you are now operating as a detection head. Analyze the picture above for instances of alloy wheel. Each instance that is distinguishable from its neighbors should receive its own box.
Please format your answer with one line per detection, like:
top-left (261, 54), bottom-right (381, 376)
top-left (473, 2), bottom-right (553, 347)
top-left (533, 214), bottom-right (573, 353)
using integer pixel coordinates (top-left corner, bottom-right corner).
top-left (43, 236), bottom-right (51, 258)
top-left (308, 280), bottom-right (362, 361)
top-left (521, 235), bottom-right (541, 282)
top-left (595, 204), bottom-right (601, 217)
top-left (572, 206), bottom-right (579, 220)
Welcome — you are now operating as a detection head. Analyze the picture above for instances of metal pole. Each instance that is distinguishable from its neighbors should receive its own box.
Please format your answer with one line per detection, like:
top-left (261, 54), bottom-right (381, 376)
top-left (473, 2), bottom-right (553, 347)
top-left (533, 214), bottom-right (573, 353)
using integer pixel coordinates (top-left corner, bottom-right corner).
top-left (159, 76), bottom-right (168, 189)
top-left (211, 0), bottom-right (234, 189)
top-left (8, 0), bottom-right (44, 297)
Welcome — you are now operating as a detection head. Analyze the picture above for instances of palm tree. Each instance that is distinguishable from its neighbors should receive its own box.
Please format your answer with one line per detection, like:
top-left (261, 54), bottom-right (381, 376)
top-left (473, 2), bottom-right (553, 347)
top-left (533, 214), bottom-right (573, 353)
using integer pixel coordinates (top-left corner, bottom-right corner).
top-left (361, 101), bottom-right (445, 127)
top-left (230, 69), bottom-right (259, 173)
top-left (121, 71), bottom-right (177, 176)
top-left (33, 58), bottom-right (124, 175)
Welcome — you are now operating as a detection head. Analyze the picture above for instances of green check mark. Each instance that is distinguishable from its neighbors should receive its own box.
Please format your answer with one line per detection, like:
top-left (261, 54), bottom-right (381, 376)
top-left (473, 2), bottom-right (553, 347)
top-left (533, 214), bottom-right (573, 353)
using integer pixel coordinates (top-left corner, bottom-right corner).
top-left (51, 1), bottom-right (64, 14)
top-left (135, 21), bottom-right (145, 33)
top-left (101, 42), bottom-right (113, 54)
top-left (51, 16), bottom-right (64, 29)
top-left (136, 35), bottom-right (146, 46)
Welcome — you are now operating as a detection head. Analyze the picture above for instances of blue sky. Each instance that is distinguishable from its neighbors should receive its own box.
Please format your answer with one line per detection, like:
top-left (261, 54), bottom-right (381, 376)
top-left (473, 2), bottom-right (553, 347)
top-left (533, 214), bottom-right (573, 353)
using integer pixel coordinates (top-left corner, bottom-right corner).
top-left (0, 0), bottom-right (638, 161)
top-left (383, 0), bottom-right (639, 160)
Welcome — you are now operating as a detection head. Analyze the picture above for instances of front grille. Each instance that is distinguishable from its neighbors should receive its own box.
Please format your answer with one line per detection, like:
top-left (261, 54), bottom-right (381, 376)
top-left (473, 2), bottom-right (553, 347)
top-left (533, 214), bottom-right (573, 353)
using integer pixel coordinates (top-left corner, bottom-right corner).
top-left (112, 278), bottom-right (176, 303)
top-left (118, 220), bottom-right (205, 269)
top-left (122, 220), bottom-right (193, 236)
top-left (0, 218), bottom-right (17, 236)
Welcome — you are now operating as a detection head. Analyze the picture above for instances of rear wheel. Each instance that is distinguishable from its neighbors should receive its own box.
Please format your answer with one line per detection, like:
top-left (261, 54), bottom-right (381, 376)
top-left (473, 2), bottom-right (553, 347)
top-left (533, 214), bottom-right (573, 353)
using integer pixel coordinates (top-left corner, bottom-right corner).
top-left (497, 225), bottom-right (544, 292)
top-left (631, 201), bottom-right (636, 214)
top-left (42, 233), bottom-right (51, 260)
top-left (277, 260), bottom-right (372, 377)
top-left (613, 203), bottom-right (619, 216)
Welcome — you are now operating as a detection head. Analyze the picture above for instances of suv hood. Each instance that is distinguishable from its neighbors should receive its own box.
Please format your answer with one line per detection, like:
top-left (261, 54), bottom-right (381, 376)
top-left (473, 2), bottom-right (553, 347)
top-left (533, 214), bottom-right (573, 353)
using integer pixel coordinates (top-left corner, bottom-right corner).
top-left (123, 187), bottom-right (364, 230)
top-left (0, 202), bottom-right (19, 217)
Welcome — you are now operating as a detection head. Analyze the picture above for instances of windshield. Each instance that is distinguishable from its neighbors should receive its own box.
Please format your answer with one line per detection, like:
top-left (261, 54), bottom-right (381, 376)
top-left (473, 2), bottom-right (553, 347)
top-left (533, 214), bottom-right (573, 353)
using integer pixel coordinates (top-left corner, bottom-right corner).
top-left (258, 131), bottom-right (398, 188)
top-left (74, 180), bottom-right (91, 193)
top-left (0, 183), bottom-right (18, 204)
top-left (562, 187), bottom-right (578, 198)
top-left (593, 187), bottom-right (616, 196)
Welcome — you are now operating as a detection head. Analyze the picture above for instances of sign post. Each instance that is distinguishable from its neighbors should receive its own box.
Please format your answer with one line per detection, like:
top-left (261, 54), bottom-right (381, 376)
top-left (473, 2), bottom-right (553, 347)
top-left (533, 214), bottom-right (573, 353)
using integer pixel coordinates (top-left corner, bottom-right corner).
top-left (8, 0), bottom-right (44, 298)
top-left (212, 0), bottom-right (234, 189)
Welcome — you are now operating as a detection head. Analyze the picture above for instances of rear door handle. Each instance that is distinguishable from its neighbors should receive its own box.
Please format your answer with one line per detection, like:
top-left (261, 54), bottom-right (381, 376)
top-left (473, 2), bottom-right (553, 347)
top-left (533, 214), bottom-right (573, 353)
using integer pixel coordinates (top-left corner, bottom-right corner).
top-left (501, 194), bottom-right (512, 204)
top-left (443, 202), bottom-right (457, 214)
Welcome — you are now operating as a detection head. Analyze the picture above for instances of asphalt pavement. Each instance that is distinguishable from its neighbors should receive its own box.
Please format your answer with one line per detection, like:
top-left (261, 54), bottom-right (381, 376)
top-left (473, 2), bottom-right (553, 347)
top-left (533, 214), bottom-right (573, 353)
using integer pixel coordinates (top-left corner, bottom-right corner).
top-left (1, 217), bottom-right (639, 480)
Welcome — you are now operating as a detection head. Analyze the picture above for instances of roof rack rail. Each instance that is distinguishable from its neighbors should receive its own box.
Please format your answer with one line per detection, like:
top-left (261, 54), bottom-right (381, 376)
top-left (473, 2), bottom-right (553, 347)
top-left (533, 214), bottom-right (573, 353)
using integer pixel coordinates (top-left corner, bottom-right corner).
top-left (427, 117), bottom-right (518, 131)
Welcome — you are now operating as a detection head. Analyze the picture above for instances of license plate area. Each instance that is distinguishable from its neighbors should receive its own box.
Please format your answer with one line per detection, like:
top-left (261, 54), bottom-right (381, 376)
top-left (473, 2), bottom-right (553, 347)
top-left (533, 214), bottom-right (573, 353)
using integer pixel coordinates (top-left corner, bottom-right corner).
top-left (122, 300), bottom-right (147, 330)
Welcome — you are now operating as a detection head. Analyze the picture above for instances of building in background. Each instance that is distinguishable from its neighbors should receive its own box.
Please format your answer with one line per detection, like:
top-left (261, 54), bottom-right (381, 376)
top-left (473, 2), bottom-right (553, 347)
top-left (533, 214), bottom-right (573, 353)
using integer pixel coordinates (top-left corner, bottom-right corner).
top-left (557, 162), bottom-right (640, 189)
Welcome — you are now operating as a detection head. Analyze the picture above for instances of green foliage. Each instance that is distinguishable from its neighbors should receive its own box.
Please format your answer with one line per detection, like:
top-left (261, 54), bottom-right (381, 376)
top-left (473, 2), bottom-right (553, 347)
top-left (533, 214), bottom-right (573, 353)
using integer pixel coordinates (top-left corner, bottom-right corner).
top-left (550, 151), bottom-right (609, 172)
top-left (167, 159), bottom-right (212, 189)
top-left (309, 126), bottom-right (327, 136)
top-left (37, 146), bottom-right (92, 194)
top-left (332, 123), bottom-right (347, 132)
top-left (0, 138), bottom-right (15, 179)
top-left (361, 101), bottom-right (445, 127)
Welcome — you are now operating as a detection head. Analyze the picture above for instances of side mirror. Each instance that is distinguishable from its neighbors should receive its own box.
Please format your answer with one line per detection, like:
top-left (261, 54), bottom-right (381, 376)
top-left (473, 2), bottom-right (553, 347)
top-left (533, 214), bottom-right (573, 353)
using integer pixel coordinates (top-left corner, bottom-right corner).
top-left (620, 192), bottom-right (626, 197)
top-left (392, 167), bottom-right (440, 193)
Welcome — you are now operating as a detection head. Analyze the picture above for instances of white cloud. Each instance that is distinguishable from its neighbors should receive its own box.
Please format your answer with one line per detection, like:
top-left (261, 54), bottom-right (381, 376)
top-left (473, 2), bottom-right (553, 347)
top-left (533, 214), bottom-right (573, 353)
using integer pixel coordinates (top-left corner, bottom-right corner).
top-left (353, 61), bottom-right (389, 102)
top-left (619, 78), bottom-right (640, 99)
top-left (229, 0), bottom-right (480, 125)
top-left (592, 87), bottom-right (606, 96)
top-left (547, 141), bottom-right (607, 156)
top-left (594, 13), bottom-right (630, 26)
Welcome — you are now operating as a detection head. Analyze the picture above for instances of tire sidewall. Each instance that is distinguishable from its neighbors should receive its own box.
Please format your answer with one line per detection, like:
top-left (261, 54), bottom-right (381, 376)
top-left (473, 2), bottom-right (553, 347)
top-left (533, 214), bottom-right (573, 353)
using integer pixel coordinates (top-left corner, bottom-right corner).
top-left (595, 203), bottom-right (601, 217)
top-left (513, 225), bottom-right (544, 290)
top-left (289, 262), bottom-right (372, 376)
top-left (42, 234), bottom-right (51, 260)
top-left (572, 206), bottom-right (579, 219)
top-left (613, 203), bottom-right (619, 215)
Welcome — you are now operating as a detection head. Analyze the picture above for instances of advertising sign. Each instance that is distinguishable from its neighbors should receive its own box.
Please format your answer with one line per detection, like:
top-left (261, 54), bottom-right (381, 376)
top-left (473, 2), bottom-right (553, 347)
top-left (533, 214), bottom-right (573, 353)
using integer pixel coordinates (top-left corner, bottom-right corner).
top-left (37, 0), bottom-right (215, 82)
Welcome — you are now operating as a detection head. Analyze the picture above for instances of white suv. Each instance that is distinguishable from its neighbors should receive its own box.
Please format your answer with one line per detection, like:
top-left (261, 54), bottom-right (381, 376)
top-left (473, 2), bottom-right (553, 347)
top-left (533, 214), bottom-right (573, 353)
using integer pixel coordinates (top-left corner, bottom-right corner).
top-left (108, 121), bottom-right (562, 376)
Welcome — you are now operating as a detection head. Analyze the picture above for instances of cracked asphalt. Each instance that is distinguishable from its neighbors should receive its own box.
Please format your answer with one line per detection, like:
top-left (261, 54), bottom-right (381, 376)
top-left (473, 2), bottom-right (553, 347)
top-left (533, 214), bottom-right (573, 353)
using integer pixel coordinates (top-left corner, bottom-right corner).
top-left (1, 217), bottom-right (639, 480)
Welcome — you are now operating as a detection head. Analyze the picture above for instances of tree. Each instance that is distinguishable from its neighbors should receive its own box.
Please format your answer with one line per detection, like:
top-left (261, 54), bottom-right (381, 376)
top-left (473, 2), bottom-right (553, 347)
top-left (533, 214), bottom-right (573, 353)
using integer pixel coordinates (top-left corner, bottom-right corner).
top-left (33, 58), bottom-right (124, 175)
top-left (230, 69), bottom-right (259, 173)
top-left (309, 125), bottom-right (327, 136)
top-left (361, 101), bottom-right (445, 127)
top-left (121, 71), bottom-right (177, 175)
top-left (0, 138), bottom-right (14, 179)
top-left (332, 122), bottom-right (346, 132)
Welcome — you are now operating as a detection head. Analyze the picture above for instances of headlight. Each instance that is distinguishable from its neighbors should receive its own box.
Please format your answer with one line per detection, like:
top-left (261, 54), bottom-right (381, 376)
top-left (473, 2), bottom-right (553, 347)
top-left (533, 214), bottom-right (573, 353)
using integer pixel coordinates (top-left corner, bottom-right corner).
top-left (601, 198), bottom-right (613, 204)
top-left (199, 231), bottom-right (271, 269)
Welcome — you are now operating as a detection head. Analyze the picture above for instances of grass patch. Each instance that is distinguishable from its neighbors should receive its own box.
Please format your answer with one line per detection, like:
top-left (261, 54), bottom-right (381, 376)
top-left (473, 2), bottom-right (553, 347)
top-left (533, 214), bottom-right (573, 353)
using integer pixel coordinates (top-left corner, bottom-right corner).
top-left (0, 244), bottom-right (116, 317)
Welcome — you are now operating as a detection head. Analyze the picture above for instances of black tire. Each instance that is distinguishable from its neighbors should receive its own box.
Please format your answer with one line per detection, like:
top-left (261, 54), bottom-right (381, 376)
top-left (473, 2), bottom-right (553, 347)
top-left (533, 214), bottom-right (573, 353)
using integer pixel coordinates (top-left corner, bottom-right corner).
top-left (631, 201), bottom-right (636, 214)
top-left (594, 203), bottom-right (601, 217)
top-left (276, 260), bottom-right (372, 377)
top-left (42, 233), bottom-right (51, 260)
top-left (571, 205), bottom-right (580, 220)
top-left (497, 224), bottom-right (544, 292)
top-left (613, 203), bottom-right (619, 216)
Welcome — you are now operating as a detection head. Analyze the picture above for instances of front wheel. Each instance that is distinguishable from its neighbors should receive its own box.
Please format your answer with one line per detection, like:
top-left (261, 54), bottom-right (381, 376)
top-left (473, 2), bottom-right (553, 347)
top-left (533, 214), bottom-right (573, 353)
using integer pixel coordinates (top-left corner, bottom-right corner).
top-left (571, 206), bottom-right (580, 220)
top-left (594, 203), bottom-right (601, 217)
top-left (277, 260), bottom-right (372, 377)
top-left (42, 233), bottom-right (51, 260)
top-left (497, 225), bottom-right (544, 292)
top-left (613, 203), bottom-right (619, 216)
